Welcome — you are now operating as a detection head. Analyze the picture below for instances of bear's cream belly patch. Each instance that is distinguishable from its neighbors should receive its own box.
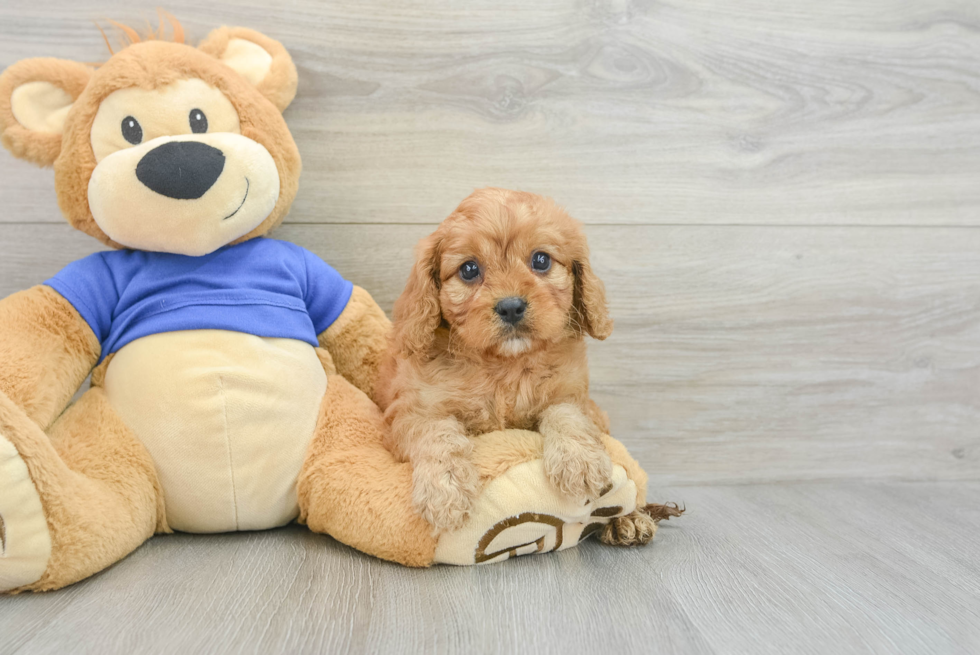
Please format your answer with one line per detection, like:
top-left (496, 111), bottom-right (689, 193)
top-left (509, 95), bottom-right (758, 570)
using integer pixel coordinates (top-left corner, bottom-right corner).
top-left (103, 330), bottom-right (327, 533)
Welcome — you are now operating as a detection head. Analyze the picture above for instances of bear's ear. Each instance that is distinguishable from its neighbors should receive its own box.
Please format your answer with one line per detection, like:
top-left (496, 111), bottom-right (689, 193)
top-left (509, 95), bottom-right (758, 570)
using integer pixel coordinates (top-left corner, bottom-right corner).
top-left (0, 58), bottom-right (91, 167)
top-left (198, 27), bottom-right (298, 112)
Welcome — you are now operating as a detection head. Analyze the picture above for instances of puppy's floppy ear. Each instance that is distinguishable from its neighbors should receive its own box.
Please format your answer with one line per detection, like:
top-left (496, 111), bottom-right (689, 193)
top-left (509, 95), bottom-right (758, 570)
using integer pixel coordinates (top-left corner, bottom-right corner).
top-left (573, 255), bottom-right (613, 340)
top-left (392, 230), bottom-right (443, 355)
top-left (198, 26), bottom-right (298, 112)
top-left (0, 58), bottom-right (91, 167)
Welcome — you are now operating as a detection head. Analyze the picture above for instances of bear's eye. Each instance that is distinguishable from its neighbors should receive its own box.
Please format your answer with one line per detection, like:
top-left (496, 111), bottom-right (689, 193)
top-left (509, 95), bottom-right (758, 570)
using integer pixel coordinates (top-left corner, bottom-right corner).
top-left (189, 109), bottom-right (208, 134)
top-left (530, 251), bottom-right (551, 273)
top-left (121, 116), bottom-right (142, 145)
top-left (459, 260), bottom-right (481, 282)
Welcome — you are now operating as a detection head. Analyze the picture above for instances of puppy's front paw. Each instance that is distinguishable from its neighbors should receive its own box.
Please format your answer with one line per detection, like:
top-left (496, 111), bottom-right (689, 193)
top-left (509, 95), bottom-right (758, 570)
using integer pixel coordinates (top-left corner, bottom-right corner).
top-left (412, 457), bottom-right (481, 532)
top-left (544, 437), bottom-right (613, 501)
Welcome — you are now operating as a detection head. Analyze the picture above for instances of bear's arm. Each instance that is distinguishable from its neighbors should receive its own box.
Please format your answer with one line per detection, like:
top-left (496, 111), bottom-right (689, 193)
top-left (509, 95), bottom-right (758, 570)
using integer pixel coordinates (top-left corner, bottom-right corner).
top-left (317, 285), bottom-right (391, 405)
top-left (0, 285), bottom-right (100, 429)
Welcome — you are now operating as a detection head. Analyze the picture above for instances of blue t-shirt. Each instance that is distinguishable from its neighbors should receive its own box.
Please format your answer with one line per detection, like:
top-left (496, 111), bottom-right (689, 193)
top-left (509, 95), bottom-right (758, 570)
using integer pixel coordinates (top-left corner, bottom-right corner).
top-left (45, 238), bottom-right (353, 363)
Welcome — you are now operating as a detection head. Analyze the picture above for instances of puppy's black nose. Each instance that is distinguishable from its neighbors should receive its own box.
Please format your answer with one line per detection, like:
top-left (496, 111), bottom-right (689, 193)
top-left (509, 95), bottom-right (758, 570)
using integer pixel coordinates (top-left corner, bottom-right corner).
top-left (495, 296), bottom-right (527, 325)
top-left (136, 141), bottom-right (225, 200)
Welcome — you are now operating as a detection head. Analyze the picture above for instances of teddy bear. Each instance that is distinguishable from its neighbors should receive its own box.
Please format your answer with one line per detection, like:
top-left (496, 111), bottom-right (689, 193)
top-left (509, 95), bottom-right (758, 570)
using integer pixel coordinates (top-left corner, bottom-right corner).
top-left (0, 21), bottom-right (677, 593)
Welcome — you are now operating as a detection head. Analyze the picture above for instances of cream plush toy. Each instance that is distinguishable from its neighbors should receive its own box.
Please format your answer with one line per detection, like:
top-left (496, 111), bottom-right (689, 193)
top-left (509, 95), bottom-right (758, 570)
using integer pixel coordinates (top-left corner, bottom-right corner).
top-left (0, 21), bottom-right (678, 593)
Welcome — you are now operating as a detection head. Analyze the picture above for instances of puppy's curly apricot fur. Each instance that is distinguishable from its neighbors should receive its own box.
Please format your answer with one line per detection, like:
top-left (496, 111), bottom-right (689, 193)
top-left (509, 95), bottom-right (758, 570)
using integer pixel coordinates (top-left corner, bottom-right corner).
top-left (378, 188), bottom-right (615, 532)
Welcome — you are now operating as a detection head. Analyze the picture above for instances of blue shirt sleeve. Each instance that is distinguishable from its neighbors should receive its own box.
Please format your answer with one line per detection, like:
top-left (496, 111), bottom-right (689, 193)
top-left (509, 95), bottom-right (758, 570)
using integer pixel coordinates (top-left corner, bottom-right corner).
top-left (301, 248), bottom-right (354, 336)
top-left (43, 253), bottom-right (121, 347)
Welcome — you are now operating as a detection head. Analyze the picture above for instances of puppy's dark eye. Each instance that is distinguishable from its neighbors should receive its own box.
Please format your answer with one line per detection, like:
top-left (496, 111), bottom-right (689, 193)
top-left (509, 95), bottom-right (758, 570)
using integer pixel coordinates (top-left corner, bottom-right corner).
top-left (459, 260), bottom-right (480, 282)
top-left (189, 109), bottom-right (208, 134)
top-left (531, 251), bottom-right (551, 273)
top-left (121, 116), bottom-right (142, 145)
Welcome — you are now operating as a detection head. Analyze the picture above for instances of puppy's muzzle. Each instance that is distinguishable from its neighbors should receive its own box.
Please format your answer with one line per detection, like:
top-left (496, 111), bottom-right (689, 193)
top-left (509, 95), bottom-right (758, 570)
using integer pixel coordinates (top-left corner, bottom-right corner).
top-left (495, 296), bottom-right (527, 325)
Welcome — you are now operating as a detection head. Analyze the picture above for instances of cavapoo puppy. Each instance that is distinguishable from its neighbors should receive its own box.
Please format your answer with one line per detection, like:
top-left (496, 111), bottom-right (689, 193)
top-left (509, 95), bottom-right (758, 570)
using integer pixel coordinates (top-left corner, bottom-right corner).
top-left (379, 188), bottom-right (652, 542)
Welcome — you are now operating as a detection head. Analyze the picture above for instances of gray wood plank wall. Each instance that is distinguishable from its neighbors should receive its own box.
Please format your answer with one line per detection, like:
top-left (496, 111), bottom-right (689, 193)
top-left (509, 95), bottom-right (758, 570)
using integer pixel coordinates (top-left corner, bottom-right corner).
top-left (1, 0), bottom-right (978, 486)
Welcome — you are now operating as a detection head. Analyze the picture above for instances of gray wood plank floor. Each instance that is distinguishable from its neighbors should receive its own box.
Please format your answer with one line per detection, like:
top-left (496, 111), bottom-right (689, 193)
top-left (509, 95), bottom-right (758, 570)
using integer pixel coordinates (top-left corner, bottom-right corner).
top-left (1, 482), bottom-right (977, 655)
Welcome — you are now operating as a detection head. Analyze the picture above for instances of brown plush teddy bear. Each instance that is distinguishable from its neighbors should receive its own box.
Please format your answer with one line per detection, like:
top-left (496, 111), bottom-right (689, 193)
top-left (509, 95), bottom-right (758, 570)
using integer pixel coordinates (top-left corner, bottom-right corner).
top-left (0, 22), bottom-right (675, 593)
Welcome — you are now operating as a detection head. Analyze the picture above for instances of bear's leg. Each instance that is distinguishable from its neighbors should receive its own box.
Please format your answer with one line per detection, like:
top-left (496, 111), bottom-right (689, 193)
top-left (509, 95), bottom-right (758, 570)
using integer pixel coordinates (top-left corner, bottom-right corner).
top-left (297, 375), bottom-right (437, 567)
top-left (0, 388), bottom-right (165, 593)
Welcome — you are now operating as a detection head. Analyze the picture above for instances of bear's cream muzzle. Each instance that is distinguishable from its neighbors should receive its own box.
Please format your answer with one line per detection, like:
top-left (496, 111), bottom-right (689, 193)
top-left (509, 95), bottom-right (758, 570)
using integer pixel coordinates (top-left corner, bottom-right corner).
top-left (88, 132), bottom-right (280, 256)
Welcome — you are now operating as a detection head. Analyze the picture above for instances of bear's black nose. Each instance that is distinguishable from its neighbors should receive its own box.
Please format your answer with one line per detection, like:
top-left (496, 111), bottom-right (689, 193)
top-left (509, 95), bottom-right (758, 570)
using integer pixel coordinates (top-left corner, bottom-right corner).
top-left (495, 297), bottom-right (528, 325)
top-left (135, 141), bottom-right (225, 200)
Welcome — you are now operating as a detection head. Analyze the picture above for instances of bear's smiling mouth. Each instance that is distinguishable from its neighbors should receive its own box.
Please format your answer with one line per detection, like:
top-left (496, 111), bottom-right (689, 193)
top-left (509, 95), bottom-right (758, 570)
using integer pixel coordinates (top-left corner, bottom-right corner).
top-left (222, 177), bottom-right (250, 220)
